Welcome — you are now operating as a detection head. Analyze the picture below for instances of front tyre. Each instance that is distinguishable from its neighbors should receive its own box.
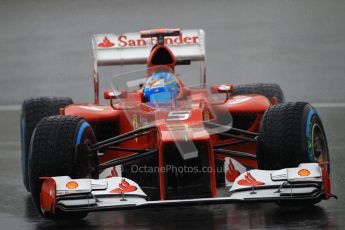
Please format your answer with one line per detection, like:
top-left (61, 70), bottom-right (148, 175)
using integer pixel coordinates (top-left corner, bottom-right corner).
top-left (257, 102), bottom-right (329, 170)
top-left (21, 97), bottom-right (73, 191)
top-left (28, 115), bottom-right (97, 219)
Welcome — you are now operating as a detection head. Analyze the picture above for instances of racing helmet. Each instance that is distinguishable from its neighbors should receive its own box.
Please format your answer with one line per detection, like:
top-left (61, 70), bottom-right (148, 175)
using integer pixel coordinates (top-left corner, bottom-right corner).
top-left (143, 72), bottom-right (180, 103)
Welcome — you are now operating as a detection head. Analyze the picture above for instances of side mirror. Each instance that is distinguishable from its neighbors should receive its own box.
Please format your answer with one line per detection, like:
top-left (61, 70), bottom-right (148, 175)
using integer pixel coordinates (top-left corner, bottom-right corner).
top-left (210, 84), bottom-right (234, 94)
top-left (104, 89), bottom-right (117, 100)
top-left (210, 84), bottom-right (233, 103)
top-left (104, 89), bottom-right (128, 100)
top-left (104, 89), bottom-right (128, 110)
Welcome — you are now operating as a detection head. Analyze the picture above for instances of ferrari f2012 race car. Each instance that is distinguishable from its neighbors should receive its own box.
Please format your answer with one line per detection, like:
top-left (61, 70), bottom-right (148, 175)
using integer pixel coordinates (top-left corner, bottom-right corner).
top-left (20, 28), bottom-right (334, 219)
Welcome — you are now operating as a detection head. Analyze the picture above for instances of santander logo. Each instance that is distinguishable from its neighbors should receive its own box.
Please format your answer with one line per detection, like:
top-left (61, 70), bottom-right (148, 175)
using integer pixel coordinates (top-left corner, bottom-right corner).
top-left (106, 166), bottom-right (118, 178)
top-left (237, 172), bottom-right (265, 187)
top-left (226, 160), bottom-right (240, 183)
top-left (110, 179), bottom-right (137, 194)
top-left (97, 33), bottom-right (199, 48)
top-left (98, 36), bottom-right (115, 48)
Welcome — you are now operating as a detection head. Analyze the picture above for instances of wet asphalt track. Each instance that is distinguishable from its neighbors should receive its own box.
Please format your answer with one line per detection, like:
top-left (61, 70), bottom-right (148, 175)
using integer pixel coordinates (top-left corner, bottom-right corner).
top-left (0, 105), bottom-right (344, 230)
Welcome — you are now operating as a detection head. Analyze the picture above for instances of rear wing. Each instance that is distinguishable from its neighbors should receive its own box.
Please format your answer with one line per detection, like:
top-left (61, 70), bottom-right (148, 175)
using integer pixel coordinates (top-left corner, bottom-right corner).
top-left (92, 29), bottom-right (205, 66)
top-left (91, 29), bottom-right (206, 104)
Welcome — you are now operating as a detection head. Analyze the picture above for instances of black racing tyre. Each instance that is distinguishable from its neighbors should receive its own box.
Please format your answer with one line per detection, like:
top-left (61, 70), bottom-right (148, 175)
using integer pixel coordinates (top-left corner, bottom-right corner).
top-left (28, 115), bottom-right (97, 219)
top-left (257, 102), bottom-right (329, 170)
top-left (232, 83), bottom-right (285, 103)
top-left (21, 97), bottom-right (73, 192)
top-left (257, 102), bottom-right (329, 206)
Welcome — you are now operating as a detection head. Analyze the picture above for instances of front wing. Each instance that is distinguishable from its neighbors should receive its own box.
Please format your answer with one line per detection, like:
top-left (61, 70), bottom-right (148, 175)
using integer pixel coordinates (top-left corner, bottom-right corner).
top-left (39, 163), bottom-right (331, 214)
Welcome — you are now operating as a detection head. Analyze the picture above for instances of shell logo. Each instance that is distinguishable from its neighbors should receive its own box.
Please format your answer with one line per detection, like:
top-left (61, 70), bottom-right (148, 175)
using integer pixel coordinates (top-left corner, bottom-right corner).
top-left (298, 169), bottom-right (311, 177)
top-left (66, 181), bottom-right (79, 189)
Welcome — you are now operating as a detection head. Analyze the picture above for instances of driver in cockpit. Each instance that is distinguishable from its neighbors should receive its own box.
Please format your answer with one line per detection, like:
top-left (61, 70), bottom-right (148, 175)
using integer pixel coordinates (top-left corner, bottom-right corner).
top-left (143, 71), bottom-right (181, 104)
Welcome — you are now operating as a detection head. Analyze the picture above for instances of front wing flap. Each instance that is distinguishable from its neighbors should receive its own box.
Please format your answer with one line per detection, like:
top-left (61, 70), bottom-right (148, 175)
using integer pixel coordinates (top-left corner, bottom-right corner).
top-left (40, 163), bottom-right (330, 214)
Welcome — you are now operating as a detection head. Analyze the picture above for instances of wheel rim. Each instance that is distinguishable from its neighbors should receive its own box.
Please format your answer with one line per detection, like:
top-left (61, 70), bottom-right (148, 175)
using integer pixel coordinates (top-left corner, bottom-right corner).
top-left (84, 139), bottom-right (98, 179)
top-left (311, 123), bottom-right (329, 169)
top-left (75, 123), bottom-right (98, 179)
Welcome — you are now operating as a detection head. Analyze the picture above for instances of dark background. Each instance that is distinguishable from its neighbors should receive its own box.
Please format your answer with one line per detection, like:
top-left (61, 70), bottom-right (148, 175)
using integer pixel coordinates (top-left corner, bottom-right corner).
top-left (1, 0), bottom-right (345, 105)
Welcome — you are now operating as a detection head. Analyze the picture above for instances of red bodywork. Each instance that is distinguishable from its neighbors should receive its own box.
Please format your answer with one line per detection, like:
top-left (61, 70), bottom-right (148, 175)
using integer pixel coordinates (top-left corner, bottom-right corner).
top-left (60, 29), bottom-right (273, 200)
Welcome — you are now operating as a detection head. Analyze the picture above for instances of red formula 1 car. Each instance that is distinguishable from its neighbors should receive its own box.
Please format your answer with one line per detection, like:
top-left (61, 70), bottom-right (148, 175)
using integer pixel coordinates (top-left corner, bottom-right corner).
top-left (20, 28), bottom-right (334, 219)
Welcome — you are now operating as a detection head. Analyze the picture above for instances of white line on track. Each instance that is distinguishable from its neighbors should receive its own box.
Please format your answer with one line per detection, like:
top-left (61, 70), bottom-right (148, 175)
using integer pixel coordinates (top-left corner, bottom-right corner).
top-left (0, 141), bottom-right (20, 145)
top-left (312, 103), bottom-right (345, 108)
top-left (0, 105), bottom-right (21, 111)
top-left (0, 103), bottom-right (344, 111)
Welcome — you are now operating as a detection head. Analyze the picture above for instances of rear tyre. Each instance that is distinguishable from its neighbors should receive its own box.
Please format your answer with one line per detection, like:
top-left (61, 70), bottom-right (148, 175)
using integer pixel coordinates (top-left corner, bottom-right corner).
top-left (230, 83), bottom-right (285, 130)
top-left (257, 102), bottom-right (329, 206)
top-left (232, 83), bottom-right (284, 103)
top-left (21, 97), bottom-right (73, 191)
top-left (28, 115), bottom-right (97, 219)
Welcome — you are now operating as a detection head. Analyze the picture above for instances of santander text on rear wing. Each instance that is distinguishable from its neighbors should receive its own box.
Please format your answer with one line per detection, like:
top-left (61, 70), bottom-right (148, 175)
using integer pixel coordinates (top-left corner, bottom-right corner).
top-left (92, 29), bottom-right (205, 66)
